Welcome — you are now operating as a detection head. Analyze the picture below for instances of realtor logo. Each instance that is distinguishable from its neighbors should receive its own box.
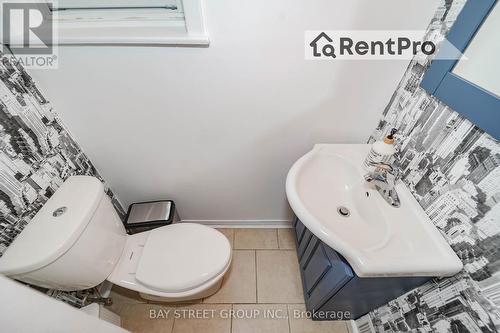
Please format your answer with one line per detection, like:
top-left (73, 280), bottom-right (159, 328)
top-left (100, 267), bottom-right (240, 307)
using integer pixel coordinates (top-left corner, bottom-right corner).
top-left (2, 2), bottom-right (53, 54)
top-left (1, 2), bottom-right (57, 68)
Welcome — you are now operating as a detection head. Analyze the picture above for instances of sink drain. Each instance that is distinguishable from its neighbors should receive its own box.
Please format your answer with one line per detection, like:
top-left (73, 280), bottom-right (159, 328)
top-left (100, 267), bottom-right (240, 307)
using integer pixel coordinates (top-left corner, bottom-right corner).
top-left (337, 206), bottom-right (350, 217)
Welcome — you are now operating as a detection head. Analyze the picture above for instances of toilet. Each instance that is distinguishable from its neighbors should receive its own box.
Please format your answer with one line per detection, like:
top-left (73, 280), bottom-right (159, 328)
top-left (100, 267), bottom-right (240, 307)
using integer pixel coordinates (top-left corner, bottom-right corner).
top-left (0, 176), bottom-right (232, 302)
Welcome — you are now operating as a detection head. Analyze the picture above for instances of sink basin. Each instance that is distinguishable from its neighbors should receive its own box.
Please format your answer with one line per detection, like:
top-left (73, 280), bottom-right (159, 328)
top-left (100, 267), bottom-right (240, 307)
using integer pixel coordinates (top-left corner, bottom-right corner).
top-left (286, 144), bottom-right (462, 277)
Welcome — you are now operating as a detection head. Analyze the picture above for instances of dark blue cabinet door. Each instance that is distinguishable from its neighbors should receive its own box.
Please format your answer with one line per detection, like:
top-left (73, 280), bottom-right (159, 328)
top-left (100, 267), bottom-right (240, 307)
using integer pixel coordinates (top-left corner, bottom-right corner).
top-left (293, 218), bottom-right (429, 320)
top-left (302, 237), bottom-right (353, 309)
top-left (294, 220), bottom-right (353, 310)
top-left (297, 229), bottom-right (313, 260)
top-left (294, 218), bottom-right (306, 244)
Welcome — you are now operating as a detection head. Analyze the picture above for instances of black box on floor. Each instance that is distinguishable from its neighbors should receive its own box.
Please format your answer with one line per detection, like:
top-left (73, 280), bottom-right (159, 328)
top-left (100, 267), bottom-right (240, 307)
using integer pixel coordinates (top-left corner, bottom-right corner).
top-left (124, 200), bottom-right (180, 234)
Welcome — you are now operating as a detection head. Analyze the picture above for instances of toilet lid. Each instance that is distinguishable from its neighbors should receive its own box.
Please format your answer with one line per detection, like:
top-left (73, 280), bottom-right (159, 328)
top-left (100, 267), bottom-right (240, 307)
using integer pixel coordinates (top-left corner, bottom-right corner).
top-left (136, 223), bottom-right (231, 293)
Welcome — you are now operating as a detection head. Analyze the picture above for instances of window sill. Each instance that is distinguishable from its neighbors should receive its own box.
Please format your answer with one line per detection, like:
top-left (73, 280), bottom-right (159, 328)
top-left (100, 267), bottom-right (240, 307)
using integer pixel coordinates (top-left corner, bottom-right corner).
top-left (56, 34), bottom-right (210, 46)
top-left (56, 21), bottom-right (209, 46)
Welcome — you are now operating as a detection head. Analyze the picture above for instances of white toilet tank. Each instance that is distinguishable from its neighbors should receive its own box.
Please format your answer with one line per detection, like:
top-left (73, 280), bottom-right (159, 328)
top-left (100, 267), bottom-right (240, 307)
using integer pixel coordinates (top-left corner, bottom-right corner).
top-left (0, 176), bottom-right (127, 291)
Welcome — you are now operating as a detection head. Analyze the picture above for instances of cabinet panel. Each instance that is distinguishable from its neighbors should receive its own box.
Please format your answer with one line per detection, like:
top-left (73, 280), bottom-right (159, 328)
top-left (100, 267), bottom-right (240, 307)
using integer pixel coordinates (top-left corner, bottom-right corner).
top-left (294, 221), bottom-right (354, 310)
top-left (302, 241), bottom-right (332, 294)
top-left (295, 219), bottom-right (306, 245)
top-left (305, 243), bottom-right (353, 309)
top-left (298, 229), bottom-right (313, 260)
top-left (300, 234), bottom-right (319, 269)
top-left (292, 216), bottom-right (429, 320)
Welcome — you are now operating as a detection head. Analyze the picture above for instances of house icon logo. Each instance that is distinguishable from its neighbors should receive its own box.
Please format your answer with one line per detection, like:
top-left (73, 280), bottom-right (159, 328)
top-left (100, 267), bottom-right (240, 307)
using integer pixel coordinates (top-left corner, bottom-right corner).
top-left (309, 32), bottom-right (336, 58)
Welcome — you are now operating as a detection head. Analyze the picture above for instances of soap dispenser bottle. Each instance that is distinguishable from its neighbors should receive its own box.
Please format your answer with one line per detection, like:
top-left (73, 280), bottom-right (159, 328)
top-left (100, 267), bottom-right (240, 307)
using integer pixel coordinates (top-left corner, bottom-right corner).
top-left (363, 128), bottom-right (397, 171)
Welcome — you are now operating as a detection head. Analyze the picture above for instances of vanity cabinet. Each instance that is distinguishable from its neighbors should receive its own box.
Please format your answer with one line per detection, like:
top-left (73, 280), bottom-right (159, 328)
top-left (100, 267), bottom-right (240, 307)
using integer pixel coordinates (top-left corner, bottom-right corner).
top-left (294, 218), bottom-right (430, 320)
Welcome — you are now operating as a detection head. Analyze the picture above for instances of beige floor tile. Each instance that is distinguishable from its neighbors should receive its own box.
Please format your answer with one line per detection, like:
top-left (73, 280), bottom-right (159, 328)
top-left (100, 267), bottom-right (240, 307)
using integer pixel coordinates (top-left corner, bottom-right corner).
top-left (216, 228), bottom-right (234, 248)
top-left (234, 229), bottom-right (278, 249)
top-left (277, 228), bottom-right (296, 249)
top-left (106, 285), bottom-right (147, 315)
top-left (120, 303), bottom-right (175, 333)
top-left (256, 250), bottom-right (304, 303)
top-left (288, 304), bottom-right (350, 333)
top-left (172, 304), bottom-right (231, 333)
top-left (204, 250), bottom-right (256, 303)
top-left (232, 304), bottom-right (289, 333)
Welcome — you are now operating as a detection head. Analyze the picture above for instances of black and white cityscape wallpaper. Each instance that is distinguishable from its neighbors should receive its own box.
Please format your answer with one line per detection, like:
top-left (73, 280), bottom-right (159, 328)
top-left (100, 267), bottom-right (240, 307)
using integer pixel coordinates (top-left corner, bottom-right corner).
top-left (0, 51), bottom-right (125, 306)
top-left (358, 0), bottom-right (500, 332)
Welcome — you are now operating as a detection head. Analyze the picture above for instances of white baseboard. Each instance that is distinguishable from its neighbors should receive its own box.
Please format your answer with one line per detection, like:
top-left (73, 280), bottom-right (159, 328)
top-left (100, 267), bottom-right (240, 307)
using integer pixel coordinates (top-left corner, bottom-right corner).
top-left (180, 219), bottom-right (293, 228)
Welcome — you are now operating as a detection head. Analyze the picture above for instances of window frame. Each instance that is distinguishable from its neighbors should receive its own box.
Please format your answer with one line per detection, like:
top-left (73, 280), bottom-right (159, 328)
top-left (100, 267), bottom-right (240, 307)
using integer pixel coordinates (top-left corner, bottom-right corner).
top-left (50, 0), bottom-right (209, 46)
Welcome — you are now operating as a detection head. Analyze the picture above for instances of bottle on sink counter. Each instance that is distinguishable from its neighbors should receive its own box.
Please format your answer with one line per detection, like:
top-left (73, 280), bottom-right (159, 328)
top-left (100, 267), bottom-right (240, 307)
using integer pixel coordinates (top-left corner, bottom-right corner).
top-left (363, 128), bottom-right (397, 171)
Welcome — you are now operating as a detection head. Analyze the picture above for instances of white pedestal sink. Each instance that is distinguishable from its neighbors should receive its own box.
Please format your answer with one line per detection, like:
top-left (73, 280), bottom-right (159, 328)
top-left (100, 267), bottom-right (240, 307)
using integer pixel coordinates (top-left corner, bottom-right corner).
top-left (286, 144), bottom-right (462, 278)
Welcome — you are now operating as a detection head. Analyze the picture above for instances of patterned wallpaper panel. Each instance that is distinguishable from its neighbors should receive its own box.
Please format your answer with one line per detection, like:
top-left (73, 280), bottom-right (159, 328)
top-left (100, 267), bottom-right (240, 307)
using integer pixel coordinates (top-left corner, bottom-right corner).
top-left (0, 52), bottom-right (125, 257)
top-left (358, 0), bottom-right (500, 332)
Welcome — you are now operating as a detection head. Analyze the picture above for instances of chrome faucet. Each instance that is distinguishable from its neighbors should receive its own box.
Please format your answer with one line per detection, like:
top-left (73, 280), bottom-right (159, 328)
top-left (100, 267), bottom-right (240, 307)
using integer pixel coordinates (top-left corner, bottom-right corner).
top-left (364, 162), bottom-right (401, 207)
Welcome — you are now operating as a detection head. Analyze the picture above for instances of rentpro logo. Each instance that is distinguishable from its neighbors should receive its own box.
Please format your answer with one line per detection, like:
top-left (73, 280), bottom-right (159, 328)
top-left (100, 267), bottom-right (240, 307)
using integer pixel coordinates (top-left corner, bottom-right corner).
top-left (305, 31), bottom-right (441, 60)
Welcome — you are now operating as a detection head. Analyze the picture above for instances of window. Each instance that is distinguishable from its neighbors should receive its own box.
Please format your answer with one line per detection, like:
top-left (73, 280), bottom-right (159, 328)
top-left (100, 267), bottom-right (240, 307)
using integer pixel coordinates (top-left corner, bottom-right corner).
top-left (50, 0), bottom-right (208, 45)
top-left (54, 0), bottom-right (180, 10)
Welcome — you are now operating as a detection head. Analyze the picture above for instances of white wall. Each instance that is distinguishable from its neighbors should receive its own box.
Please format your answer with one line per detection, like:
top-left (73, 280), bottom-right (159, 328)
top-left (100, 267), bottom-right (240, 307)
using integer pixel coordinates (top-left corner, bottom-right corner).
top-left (29, 0), bottom-right (438, 223)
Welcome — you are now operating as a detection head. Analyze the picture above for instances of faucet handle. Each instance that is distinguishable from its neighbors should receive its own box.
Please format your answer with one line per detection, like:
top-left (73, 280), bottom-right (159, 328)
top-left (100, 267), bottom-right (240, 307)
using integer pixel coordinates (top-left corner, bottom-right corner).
top-left (385, 170), bottom-right (398, 186)
top-left (369, 161), bottom-right (400, 182)
top-left (368, 161), bottom-right (393, 173)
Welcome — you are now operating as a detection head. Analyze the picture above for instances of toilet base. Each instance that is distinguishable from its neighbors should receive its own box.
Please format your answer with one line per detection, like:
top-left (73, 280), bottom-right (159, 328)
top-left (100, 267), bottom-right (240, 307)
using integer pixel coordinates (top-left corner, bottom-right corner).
top-left (138, 278), bottom-right (223, 302)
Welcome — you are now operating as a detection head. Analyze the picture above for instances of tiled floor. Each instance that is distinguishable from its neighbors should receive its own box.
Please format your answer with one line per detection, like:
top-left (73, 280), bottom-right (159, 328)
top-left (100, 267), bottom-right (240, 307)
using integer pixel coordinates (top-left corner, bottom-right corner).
top-left (107, 228), bottom-right (351, 333)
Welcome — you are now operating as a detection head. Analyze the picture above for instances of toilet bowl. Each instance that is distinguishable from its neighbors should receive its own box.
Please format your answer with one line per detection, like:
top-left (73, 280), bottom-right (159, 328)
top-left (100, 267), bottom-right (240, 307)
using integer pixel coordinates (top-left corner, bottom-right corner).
top-left (0, 176), bottom-right (232, 302)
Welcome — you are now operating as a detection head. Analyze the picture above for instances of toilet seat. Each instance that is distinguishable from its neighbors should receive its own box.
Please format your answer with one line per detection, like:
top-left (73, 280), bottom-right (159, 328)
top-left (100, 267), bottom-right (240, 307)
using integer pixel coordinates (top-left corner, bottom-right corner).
top-left (136, 223), bottom-right (231, 292)
top-left (107, 223), bottom-right (232, 301)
